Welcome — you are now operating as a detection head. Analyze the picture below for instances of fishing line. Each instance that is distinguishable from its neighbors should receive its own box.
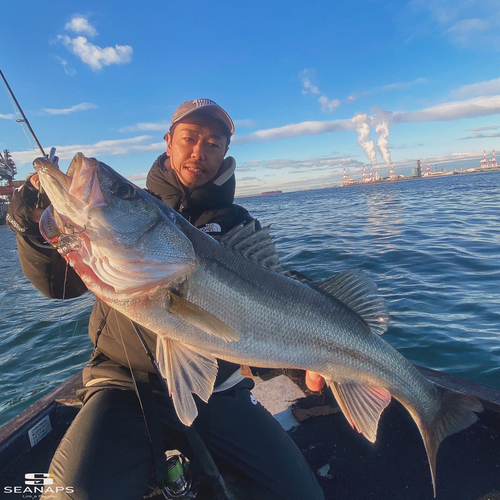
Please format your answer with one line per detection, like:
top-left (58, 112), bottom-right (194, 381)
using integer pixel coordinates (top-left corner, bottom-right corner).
top-left (56, 261), bottom-right (71, 347)
top-left (114, 309), bottom-right (155, 447)
top-left (1, 79), bottom-right (38, 157)
top-left (0, 69), bottom-right (45, 157)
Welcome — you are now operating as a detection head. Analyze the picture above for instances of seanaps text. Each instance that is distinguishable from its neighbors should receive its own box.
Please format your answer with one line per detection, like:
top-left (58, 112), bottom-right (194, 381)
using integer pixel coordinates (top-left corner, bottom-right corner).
top-left (4, 486), bottom-right (75, 494)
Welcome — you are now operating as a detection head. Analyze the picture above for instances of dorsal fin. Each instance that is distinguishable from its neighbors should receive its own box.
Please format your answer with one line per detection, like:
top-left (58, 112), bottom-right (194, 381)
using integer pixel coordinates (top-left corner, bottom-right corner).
top-left (220, 221), bottom-right (288, 273)
top-left (220, 224), bottom-right (388, 335)
top-left (313, 269), bottom-right (389, 335)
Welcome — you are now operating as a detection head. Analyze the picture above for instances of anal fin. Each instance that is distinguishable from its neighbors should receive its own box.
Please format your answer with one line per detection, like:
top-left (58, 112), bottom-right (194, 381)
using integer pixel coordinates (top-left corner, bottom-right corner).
top-left (156, 336), bottom-right (219, 426)
top-left (328, 380), bottom-right (392, 443)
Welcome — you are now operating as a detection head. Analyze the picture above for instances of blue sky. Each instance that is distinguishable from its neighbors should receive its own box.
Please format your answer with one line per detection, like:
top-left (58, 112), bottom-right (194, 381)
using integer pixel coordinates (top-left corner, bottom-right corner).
top-left (1, 0), bottom-right (500, 195)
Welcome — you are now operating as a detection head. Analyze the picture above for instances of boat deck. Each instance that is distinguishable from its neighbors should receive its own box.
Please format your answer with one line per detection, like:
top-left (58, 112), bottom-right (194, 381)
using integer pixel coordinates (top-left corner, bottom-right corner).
top-left (1, 368), bottom-right (499, 499)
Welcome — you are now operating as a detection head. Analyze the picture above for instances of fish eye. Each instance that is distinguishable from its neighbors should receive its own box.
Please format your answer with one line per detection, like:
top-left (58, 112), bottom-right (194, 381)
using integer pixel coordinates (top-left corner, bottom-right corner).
top-left (113, 182), bottom-right (136, 199)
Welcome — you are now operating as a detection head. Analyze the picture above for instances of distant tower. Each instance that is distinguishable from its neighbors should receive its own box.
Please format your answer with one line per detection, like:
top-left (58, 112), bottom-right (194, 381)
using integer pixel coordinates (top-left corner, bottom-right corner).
top-left (480, 150), bottom-right (488, 168)
top-left (362, 166), bottom-right (368, 183)
top-left (369, 164), bottom-right (374, 182)
top-left (389, 163), bottom-right (396, 180)
top-left (490, 150), bottom-right (497, 168)
top-left (425, 161), bottom-right (431, 176)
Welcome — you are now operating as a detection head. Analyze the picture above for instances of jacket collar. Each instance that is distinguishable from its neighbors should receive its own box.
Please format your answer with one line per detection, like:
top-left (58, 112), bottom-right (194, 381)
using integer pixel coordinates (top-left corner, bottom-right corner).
top-left (154, 153), bottom-right (237, 211)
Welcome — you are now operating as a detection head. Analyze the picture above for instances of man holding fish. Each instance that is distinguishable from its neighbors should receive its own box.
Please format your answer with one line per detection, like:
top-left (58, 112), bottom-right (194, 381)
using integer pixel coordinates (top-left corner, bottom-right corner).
top-left (8, 99), bottom-right (325, 499)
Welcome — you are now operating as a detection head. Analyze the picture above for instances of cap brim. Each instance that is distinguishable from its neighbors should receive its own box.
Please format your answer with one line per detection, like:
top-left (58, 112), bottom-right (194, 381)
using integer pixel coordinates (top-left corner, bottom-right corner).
top-left (172, 106), bottom-right (234, 135)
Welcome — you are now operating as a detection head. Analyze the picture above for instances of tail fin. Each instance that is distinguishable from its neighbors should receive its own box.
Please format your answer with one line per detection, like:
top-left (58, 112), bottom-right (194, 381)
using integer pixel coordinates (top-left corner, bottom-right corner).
top-left (415, 387), bottom-right (483, 497)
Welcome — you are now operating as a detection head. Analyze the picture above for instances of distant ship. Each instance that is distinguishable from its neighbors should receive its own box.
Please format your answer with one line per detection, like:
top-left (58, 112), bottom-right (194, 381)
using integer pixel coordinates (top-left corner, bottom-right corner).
top-left (260, 190), bottom-right (282, 196)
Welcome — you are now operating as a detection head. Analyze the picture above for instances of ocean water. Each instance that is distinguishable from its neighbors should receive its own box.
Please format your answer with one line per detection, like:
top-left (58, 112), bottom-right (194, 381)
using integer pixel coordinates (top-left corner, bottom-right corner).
top-left (1, 170), bottom-right (499, 428)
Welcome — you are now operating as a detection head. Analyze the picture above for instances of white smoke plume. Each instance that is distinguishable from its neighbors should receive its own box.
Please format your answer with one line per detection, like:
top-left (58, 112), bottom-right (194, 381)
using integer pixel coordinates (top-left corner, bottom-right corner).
top-left (351, 113), bottom-right (377, 165)
top-left (375, 121), bottom-right (392, 166)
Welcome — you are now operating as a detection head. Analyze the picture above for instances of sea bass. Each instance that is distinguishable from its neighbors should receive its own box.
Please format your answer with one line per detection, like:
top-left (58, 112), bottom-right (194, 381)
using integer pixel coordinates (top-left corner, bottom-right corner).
top-left (34, 153), bottom-right (481, 496)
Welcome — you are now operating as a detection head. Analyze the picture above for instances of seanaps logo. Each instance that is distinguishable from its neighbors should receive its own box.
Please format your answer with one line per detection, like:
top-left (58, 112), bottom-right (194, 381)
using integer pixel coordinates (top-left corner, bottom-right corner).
top-left (25, 473), bottom-right (53, 485)
top-left (3, 473), bottom-right (74, 497)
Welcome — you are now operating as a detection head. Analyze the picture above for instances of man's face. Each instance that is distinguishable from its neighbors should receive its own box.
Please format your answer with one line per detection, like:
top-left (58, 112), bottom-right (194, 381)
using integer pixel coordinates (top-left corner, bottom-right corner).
top-left (166, 113), bottom-right (229, 190)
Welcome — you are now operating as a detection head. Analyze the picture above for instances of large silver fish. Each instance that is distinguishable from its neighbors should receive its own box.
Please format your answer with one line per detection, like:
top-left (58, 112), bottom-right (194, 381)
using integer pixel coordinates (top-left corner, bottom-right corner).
top-left (34, 153), bottom-right (481, 496)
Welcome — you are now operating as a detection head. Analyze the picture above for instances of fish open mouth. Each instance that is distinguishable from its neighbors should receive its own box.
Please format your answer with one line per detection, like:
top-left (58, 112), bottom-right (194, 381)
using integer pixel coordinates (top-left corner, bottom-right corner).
top-left (35, 154), bottom-right (117, 295)
top-left (34, 153), bottom-right (105, 211)
top-left (66, 153), bottom-right (102, 206)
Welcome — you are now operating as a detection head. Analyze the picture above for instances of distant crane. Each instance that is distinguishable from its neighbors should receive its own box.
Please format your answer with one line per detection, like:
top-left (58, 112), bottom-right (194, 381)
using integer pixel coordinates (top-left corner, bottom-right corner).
top-left (480, 150), bottom-right (488, 168)
top-left (342, 168), bottom-right (354, 186)
top-left (425, 161), bottom-right (431, 176)
top-left (490, 150), bottom-right (497, 168)
top-left (0, 149), bottom-right (16, 182)
top-left (0, 149), bottom-right (22, 200)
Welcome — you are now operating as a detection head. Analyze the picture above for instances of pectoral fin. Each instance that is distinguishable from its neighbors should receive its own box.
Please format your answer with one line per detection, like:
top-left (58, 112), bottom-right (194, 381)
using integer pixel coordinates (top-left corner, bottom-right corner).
top-left (167, 291), bottom-right (239, 342)
top-left (328, 380), bottom-right (392, 443)
top-left (156, 336), bottom-right (219, 426)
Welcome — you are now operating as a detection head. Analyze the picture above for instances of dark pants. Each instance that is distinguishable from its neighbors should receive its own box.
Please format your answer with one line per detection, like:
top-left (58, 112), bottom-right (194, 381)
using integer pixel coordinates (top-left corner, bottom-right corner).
top-left (43, 385), bottom-right (325, 500)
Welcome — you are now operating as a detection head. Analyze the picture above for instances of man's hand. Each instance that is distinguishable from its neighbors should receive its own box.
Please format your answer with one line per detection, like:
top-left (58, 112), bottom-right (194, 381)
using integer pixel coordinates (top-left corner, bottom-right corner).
top-left (6, 172), bottom-right (50, 235)
top-left (27, 174), bottom-right (45, 223)
top-left (47, 147), bottom-right (59, 167)
top-left (6, 147), bottom-right (59, 234)
top-left (305, 370), bottom-right (326, 392)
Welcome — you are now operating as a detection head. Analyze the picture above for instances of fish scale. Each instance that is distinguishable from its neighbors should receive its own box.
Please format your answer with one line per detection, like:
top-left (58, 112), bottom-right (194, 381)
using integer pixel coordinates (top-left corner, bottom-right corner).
top-left (34, 153), bottom-right (483, 497)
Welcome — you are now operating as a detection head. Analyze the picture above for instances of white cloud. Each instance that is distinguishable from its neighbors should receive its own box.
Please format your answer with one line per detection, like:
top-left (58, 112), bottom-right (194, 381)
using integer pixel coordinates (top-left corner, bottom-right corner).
top-left (446, 17), bottom-right (490, 47)
top-left (10, 136), bottom-right (164, 166)
top-left (0, 113), bottom-right (15, 120)
top-left (41, 102), bottom-right (98, 115)
top-left (231, 94), bottom-right (500, 148)
top-left (391, 94), bottom-right (500, 123)
top-left (382, 77), bottom-right (428, 91)
top-left (52, 55), bottom-right (77, 76)
top-left (238, 176), bottom-right (263, 182)
top-left (452, 77), bottom-right (500, 98)
top-left (345, 78), bottom-right (427, 103)
top-left (240, 155), bottom-right (361, 172)
top-left (58, 30), bottom-right (133, 71)
top-left (318, 95), bottom-right (341, 113)
top-left (300, 69), bottom-right (341, 113)
top-left (127, 172), bottom-right (149, 182)
top-left (232, 119), bottom-right (354, 145)
top-left (301, 76), bottom-right (321, 95)
top-left (119, 121), bottom-right (170, 133)
top-left (65, 15), bottom-right (98, 37)
top-left (460, 131), bottom-right (500, 140)
top-left (468, 124), bottom-right (500, 132)
top-left (409, 0), bottom-right (500, 50)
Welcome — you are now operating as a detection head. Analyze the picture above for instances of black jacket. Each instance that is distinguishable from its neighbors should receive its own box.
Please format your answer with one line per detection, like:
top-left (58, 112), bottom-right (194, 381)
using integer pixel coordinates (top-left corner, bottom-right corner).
top-left (15, 154), bottom-right (256, 389)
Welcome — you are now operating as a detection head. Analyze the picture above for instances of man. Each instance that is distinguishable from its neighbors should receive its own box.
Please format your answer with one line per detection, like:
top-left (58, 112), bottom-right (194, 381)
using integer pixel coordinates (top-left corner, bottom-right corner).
top-left (8, 99), bottom-right (325, 500)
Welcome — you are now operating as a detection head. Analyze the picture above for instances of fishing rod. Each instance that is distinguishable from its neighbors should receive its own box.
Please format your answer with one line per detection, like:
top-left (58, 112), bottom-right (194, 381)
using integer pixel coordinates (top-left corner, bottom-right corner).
top-left (0, 68), bottom-right (46, 157)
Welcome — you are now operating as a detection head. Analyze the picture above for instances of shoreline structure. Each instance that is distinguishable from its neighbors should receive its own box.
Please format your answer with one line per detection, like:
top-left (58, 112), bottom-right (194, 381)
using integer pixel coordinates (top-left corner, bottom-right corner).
top-left (237, 158), bottom-right (500, 198)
